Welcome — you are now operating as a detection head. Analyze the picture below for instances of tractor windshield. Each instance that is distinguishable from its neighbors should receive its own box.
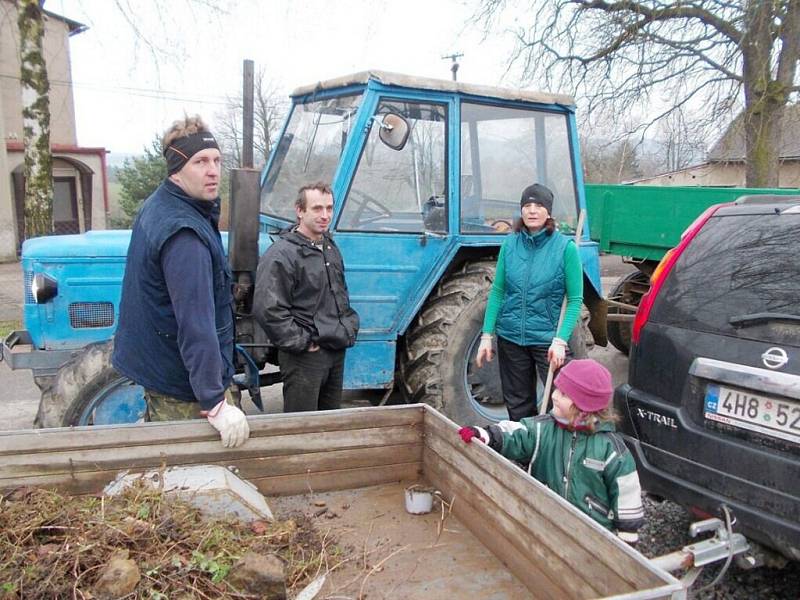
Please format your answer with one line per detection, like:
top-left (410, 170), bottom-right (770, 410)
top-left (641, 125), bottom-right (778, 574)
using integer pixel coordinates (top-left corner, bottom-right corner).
top-left (260, 94), bottom-right (363, 221)
top-left (460, 103), bottom-right (579, 234)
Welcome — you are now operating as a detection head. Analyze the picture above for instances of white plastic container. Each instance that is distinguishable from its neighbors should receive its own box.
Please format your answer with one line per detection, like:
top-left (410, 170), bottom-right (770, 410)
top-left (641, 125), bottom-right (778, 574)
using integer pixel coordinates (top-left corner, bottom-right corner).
top-left (404, 484), bottom-right (434, 514)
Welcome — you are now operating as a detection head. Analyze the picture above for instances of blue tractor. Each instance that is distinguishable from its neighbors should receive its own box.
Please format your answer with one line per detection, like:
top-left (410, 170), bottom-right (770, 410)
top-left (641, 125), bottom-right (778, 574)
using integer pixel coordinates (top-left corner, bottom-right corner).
top-left (3, 71), bottom-right (604, 427)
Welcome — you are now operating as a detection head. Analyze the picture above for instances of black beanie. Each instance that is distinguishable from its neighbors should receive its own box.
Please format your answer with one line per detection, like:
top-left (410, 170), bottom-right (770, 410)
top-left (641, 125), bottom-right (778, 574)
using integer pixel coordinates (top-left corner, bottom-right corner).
top-left (164, 131), bottom-right (220, 175)
top-left (520, 183), bottom-right (554, 214)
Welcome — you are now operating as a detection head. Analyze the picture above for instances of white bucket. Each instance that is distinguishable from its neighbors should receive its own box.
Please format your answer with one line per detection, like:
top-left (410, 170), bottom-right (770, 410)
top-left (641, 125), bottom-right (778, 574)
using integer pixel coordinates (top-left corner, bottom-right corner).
top-left (404, 485), bottom-right (434, 515)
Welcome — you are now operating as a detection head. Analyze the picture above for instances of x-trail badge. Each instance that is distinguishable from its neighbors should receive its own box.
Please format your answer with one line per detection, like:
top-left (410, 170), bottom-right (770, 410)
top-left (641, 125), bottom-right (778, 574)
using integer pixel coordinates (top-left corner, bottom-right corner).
top-left (762, 347), bottom-right (788, 369)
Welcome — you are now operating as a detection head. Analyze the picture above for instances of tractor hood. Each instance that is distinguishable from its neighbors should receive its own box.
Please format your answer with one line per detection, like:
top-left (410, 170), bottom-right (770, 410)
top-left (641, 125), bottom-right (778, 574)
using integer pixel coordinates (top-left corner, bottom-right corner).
top-left (21, 230), bottom-right (274, 260)
top-left (23, 230), bottom-right (132, 258)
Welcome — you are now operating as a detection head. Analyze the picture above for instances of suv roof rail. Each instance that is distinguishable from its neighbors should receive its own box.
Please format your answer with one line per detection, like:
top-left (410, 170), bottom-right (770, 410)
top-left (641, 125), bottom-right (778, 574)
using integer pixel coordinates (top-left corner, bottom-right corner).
top-left (734, 194), bottom-right (800, 205)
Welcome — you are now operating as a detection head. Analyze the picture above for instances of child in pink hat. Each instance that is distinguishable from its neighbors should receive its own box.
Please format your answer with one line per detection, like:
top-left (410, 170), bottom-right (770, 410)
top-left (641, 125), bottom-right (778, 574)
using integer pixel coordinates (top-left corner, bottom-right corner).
top-left (459, 359), bottom-right (644, 543)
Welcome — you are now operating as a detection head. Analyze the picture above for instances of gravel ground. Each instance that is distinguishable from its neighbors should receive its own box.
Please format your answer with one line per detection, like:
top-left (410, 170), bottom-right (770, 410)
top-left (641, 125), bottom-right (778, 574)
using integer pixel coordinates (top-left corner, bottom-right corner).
top-left (637, 496), bottom-right (800, 599)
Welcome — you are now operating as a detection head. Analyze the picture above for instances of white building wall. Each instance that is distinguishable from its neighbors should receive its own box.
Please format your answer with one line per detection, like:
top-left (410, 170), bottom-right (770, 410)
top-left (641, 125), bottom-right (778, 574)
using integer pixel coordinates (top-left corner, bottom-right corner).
top-left (633, 162), bottom-right (800, 188)
top-left (0, 1), bottom-right (77, 145)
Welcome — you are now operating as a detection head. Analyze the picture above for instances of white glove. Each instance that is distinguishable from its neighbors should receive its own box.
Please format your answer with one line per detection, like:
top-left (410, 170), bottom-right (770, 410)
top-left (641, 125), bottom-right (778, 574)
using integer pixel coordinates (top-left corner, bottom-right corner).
top-left (206, 399), bottom-right (250, 448)
top-left (475, 334), bottom-right (495, 368)
top-left (547, 337), bottom-right (568, 369)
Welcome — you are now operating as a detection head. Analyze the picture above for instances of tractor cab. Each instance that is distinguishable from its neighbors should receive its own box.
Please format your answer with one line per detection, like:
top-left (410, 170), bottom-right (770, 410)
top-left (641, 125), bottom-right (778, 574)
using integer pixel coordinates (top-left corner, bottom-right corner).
top-left (261, 71), bottom-right (584, 241)
top-left (254, 71), bottom-right (600, 421)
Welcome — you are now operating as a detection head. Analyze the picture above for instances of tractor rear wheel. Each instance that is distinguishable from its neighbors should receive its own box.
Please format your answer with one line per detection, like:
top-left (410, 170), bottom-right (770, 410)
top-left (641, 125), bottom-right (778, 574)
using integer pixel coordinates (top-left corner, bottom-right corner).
top-left (398, 259), bottom-right (592, 425)
top-left (35, 340), bottom-right (146, 428)
top-left (398, 259), bottom-right (502, 424)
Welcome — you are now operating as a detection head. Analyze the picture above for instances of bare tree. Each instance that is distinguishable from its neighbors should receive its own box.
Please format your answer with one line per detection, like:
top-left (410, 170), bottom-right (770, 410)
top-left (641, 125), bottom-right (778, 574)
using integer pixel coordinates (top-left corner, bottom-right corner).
top-left (110, 0), bottom-right (230, 80)
top-left (581, 135), bottom-right (642, 183)
top-left (653, 108), bottom-right (707, 173)
top-left (17, 0), bottom-right (52, 237)
top-left (215, 68), bottom-right (288, 172)
top-left (476, 1), bottom-right (800, 187)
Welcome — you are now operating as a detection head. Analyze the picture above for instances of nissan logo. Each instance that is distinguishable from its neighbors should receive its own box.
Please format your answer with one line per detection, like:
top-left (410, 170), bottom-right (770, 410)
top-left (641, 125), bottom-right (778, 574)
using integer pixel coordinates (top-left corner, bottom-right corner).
top-left (762, 347), bottom-right (789, 370)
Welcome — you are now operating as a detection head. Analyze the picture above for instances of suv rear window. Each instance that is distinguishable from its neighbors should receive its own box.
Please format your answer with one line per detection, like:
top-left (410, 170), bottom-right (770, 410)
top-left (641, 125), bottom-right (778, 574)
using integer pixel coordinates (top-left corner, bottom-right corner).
top-left (650, 212), bottom-right (800, 345)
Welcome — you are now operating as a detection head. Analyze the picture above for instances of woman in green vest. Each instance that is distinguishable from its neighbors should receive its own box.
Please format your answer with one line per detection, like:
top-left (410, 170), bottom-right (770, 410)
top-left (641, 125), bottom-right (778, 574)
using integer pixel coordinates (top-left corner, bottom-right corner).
top-left (476, 183), bottom-right (583, 421)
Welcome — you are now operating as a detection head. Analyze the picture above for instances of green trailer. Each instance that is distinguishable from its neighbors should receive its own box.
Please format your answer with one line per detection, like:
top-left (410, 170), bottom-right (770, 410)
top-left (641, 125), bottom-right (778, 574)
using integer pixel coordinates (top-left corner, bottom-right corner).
top-left (585, 184), bottom-right (800, 353)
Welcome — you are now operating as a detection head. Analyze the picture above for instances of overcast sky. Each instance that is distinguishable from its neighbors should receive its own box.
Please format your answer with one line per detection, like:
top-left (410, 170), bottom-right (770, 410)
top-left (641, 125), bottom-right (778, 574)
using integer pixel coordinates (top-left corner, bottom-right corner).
top-left (50, 0), bottom-right (520, 155)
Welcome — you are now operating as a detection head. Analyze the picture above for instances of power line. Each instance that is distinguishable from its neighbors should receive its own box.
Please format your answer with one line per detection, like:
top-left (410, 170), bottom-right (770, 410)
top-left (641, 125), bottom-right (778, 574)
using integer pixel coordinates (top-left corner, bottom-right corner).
top-left (0, 72), bottom-right (233, 106)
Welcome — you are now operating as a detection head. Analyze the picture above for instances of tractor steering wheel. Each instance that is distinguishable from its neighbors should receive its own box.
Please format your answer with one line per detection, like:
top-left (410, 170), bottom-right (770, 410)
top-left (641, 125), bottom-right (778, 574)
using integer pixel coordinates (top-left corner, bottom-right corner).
top-left (348, 190), bottom-right (393, 227)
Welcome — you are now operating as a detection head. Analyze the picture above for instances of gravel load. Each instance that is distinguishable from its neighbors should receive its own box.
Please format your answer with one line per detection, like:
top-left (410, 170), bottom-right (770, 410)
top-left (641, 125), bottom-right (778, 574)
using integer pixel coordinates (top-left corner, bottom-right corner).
top-left (637, 495), bottom-right (800, 599)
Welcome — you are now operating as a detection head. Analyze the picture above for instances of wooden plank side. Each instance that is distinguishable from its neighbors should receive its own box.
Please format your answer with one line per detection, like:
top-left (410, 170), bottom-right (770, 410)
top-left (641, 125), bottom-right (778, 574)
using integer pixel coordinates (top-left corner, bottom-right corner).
top-left (0, 444), bottom-right (422, 493)
top-left (425, 433), bottom-right (627, 598)
top-left (251, 462), bottom-right (422, 496)
top-left (424, 449), bottom-right (573, 600)
top-left (0, 405), bottom-right (425, 456)
top-left (0, 426), bottom-right (421, 481)
top-left (234, 443), bottom-right (422, 480)
top-left (2, 461), bottom-right (423, 498)
top-left (424, 410), bottom-right (668, 591)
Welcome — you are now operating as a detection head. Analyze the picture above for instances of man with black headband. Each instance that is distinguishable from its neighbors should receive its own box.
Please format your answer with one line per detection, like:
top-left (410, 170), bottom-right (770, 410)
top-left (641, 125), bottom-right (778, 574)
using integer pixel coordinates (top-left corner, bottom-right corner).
top-left (113, 115), bottom-right (249, 448)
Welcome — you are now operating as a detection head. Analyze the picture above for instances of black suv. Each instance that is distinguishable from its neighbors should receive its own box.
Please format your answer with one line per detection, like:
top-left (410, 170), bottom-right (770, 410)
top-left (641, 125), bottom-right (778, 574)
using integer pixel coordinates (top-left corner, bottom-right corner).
top-left (614, 195), bottom-right (800, 561)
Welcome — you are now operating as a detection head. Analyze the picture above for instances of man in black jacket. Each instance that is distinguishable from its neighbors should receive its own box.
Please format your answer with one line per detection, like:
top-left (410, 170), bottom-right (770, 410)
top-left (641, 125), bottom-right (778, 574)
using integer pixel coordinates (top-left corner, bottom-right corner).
top-left (254, 182), bottom-right (359, 412)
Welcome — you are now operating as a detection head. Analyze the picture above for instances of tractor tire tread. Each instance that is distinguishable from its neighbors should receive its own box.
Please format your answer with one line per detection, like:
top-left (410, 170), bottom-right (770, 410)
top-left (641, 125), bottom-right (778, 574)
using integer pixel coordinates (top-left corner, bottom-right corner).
top-left (399, 259), bottom-right (495, 415)
top-left (35, 340), bottom-right (133, 428)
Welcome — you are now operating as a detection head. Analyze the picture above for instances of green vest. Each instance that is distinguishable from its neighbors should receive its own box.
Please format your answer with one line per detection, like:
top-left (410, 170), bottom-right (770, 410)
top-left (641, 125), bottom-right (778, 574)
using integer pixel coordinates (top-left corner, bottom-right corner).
top-left (496, 229), bottom-right (569, 345)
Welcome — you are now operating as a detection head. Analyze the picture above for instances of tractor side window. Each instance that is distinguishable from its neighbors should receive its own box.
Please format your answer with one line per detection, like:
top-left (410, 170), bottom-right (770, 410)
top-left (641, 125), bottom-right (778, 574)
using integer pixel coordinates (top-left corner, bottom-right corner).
top-left (338, 100), bottom-right (447, 233)
top-left (460, 103), bottom-right (578, 234)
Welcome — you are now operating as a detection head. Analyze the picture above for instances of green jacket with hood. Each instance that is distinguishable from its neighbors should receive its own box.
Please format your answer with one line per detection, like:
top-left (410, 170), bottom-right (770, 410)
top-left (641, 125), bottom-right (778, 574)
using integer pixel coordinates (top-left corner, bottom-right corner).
top-left (484, 415), bottom-right (644, 534)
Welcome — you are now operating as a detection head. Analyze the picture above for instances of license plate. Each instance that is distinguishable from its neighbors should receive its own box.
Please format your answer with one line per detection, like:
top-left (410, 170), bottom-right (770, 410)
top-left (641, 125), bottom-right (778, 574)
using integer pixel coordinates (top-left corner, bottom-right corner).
top-left (705, 384), bottom-right (800, 444)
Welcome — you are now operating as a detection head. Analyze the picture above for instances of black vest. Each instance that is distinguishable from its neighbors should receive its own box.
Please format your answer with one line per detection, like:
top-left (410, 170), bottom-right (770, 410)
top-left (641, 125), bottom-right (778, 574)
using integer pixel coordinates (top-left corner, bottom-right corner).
top-left (112, 179), bottom-right (234, 401)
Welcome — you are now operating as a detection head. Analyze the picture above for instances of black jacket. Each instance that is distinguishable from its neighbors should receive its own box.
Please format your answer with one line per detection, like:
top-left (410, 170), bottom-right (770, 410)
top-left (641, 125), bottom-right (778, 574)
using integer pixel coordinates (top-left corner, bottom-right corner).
top-left (254, 228), bottom-right (359, 353)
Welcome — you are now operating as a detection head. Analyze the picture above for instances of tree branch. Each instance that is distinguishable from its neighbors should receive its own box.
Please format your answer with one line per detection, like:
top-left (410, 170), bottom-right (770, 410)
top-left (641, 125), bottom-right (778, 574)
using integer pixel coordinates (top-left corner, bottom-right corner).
top-left (646, 32), bottom-right (741, 80)
top-left (574, 0), bottom-right (743, 44)
top-left (775, 1), bottom-right (800, 94)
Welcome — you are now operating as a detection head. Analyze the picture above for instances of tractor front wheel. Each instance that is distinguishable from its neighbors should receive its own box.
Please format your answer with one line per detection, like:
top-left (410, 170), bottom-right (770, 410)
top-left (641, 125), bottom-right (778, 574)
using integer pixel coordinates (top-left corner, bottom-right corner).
top-left (35, 340), bottom-right (146, 428)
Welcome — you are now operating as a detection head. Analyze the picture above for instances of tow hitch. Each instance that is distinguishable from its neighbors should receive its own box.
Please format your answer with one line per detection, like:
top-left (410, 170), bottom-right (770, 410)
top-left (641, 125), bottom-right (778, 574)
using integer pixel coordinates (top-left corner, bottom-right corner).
top-left (651, 509), bottom-right (750, 591)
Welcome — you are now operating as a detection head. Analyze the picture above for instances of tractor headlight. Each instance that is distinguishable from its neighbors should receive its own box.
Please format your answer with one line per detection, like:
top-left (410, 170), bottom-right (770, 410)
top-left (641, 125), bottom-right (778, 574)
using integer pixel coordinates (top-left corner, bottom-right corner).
top-left (31, 273), bottom-right (58, 303)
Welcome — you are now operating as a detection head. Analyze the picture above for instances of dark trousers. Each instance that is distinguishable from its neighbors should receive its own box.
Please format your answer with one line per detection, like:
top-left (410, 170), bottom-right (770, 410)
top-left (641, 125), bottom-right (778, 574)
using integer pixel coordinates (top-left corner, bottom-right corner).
top-left (497, 336), bottom-right (572, 421)
top-left (278, 347), bottom-right (345, 412)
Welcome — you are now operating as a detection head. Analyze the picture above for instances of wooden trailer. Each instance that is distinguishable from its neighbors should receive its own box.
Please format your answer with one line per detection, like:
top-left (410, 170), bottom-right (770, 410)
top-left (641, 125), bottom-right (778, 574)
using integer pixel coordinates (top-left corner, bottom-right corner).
top-left (0, 405), bottom-right (682, 599)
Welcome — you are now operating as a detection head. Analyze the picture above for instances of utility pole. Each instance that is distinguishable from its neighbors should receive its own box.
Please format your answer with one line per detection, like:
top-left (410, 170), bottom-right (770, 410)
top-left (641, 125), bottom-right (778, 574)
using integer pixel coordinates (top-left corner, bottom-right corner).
top-left (442, 53), bottom-right (463, 81)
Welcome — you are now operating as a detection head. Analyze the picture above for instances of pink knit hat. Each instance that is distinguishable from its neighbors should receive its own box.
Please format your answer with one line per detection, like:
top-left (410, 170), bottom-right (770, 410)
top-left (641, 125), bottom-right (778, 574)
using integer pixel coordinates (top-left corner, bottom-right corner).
top-left (554, 359), bottom-right (614, 412)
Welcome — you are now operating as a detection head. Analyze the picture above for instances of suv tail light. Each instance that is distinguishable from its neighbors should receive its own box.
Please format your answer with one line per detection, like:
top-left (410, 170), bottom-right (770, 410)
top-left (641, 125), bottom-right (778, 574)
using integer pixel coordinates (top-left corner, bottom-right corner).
top-left (631, 203), bottom-right (734, 344)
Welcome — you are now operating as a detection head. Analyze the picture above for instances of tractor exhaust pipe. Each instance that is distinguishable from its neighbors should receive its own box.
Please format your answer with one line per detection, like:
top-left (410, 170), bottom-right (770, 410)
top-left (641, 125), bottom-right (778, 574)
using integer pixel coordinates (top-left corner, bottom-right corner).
top-left (241, 59), bottom-right (254, 169)
top-left (228, 59), bottom-right (260, 314)
top-left (228, 59), bottom-right (269, 410)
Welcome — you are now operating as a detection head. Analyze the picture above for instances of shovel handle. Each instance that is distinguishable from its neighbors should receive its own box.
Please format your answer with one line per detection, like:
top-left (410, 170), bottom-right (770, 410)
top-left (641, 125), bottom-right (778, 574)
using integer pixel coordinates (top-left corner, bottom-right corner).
top-left (539, 209), bottom-right (586, 415)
